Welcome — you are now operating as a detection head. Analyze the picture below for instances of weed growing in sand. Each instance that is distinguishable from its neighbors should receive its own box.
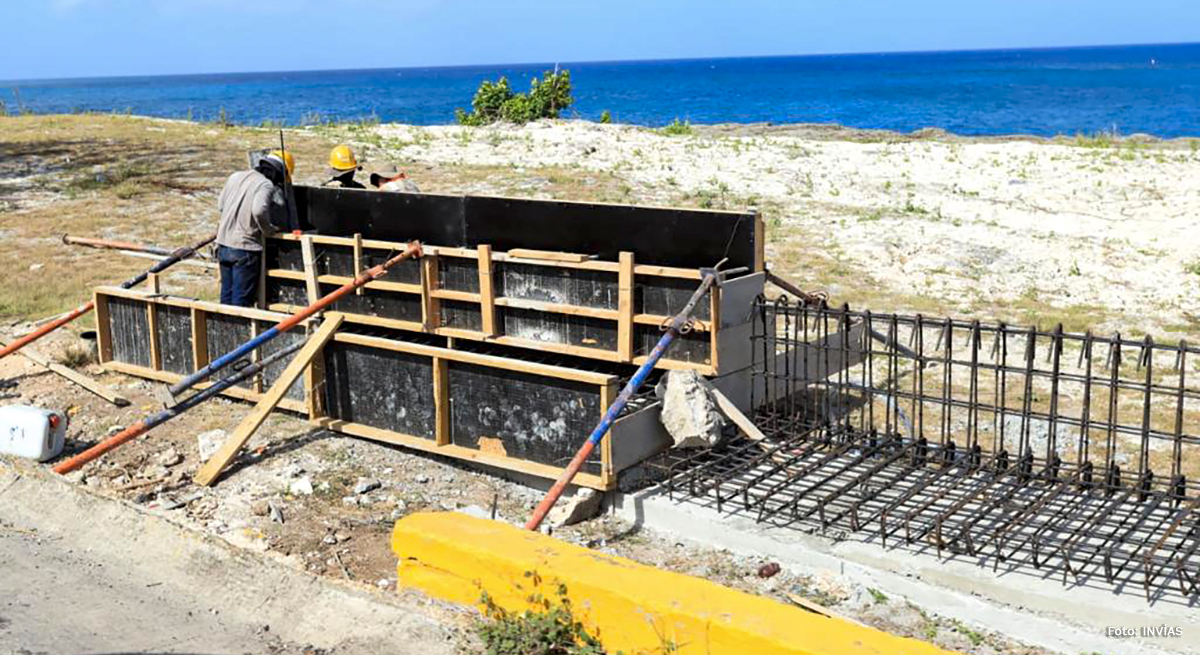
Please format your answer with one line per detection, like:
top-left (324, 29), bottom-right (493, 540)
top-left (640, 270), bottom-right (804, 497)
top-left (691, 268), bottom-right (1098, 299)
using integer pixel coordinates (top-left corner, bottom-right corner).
top-left (867, 588), bottom-right (888, 604)
top-left (951, 620), bottom-right (985, 647)
top-left (1185, 259), bottom-right (1200, 276)
top-left (659, 118), bottom-right (693, 136)
top-left (599, 110), bottom-right (612, 124)
top-left (476, 575), bottom-right (606, 655)
top-left (55, 343), bottom-right (95, 369)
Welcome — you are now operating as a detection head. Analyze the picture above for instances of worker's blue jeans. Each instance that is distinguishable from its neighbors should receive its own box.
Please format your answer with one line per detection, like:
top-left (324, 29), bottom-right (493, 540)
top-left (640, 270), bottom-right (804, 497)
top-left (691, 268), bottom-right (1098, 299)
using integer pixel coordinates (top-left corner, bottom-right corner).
top-left (217, 245), bottom-right (261, 307)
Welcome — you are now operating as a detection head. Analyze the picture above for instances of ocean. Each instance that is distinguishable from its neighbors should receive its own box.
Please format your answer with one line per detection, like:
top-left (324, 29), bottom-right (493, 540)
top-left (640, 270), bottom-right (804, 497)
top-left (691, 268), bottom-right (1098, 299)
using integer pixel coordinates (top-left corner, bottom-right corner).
top-left (4, 43), bottom-right (1200, 137)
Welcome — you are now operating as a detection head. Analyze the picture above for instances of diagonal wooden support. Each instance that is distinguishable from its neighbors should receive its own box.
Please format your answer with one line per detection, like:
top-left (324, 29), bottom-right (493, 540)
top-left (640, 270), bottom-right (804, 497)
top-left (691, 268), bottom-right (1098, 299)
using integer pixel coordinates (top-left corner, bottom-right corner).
top-left (0, 337), bottom-right (129, 407)
top-left (194, 314), bottom-right (344, 486)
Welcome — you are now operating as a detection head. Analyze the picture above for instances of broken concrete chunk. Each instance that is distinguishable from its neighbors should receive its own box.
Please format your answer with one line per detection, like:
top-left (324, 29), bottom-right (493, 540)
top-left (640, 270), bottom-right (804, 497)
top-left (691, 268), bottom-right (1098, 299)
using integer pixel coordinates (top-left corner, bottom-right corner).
top-left (157, 448), bottom-right (183, 467)
top-left (659, 370), bottom-right (726, 449)
top-left (196, 429), bottom-right (227, 461)
top-left (547, 488), bottom-right (603, 528)
top-left (353, 478), bottom-right (381, 495)
top-left (289, 477), bottom-right (314, 496)
top-left (250, 499), bottom-right (270, 516)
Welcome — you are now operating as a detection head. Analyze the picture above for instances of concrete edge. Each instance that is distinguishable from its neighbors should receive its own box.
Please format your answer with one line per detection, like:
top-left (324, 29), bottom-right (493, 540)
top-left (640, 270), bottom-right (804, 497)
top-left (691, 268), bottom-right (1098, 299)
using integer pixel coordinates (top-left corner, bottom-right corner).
top-left (391, 511), bottom-right (959, 655)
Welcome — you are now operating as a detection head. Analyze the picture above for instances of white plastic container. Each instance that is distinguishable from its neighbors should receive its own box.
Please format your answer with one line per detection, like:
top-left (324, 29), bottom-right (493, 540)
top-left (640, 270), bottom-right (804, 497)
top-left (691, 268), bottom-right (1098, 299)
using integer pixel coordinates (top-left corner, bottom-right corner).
top-left (0, 406), bottom-right (67, 462)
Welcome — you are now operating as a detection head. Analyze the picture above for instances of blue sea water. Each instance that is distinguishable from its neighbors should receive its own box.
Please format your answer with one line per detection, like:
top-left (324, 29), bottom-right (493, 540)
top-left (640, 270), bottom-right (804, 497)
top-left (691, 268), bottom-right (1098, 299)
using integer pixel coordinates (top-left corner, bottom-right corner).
top-left (4, 43), bottom-right (1200, 137)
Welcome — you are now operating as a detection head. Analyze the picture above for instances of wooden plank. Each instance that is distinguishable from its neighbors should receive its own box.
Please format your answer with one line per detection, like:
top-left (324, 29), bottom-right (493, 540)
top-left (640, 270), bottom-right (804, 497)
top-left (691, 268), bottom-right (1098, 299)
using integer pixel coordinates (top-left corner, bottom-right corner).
top-left (146, 272), bottom-right (161, 294)
top-left (753, 211), bottom-right (765, 272)
top-left (710, 285), bottom-right (721, 373)
top-left (617, 251), bottom-right (634, 362)
top-left (146, 303), bottom-right (162, 371)
top-left (710, 387), bottom-right (767, 443)
top-left (421, 254), bottom-right (440, 330)
top-left (194, 314), bottom-right (344, 486)
top-left (477, 244), bottom-right (497, 336)
top-left (0, 338), bottom-right (129, 407)
top-left (304, 326), bottom-right (328, 421)
top-left (433, 357), bottom-right (450, 445)
top-left (494, 297), bottom-right (619, 321)
top-left (94, 292), bottom-right (113, 363)
top-left (506, 248), bottom-right (592, 263)
top-left (430, 289), bottom-right (480, 303)
top-left (634, 313), bottom-right (711, 331)
top-left (333, 331), bottom-right (617, 385)
top-left (634, 264), bottom-right (703, 280)
top-left (315, 418), bottom-right (612, 490)
top-left (269, 305), bottom-right (424, 333)
top-left (190, 308), bottom-right (209, 369)
top-left (248, 318), bottom-right (263, 393)
top-left (257, 241), bottom-right (268, 308)
top-left (268, 269), bottom-right (422, 295)
top-left (300, 235), bottom-right (320, 305)
top-left (352, 233), bottom-right (364, 296)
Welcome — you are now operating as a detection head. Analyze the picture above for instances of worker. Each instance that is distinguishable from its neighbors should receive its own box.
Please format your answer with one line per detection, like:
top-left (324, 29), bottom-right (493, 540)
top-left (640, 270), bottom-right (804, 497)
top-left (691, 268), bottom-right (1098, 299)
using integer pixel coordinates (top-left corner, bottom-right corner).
top-left (215, 150), bottom-right (294, 307)
top-left (325, 144), bottom-right (365, 189)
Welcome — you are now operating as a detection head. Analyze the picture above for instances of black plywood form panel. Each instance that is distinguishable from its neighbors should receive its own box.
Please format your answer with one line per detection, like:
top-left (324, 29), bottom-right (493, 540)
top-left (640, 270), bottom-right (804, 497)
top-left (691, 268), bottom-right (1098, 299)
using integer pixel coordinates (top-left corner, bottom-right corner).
top-left (158, 305), bottom-right (194, 375)
top-left (294, 186), bottom-right (757, 270)
top-left (498, 262), bottom-right (617, 309)
top-left (440, 300), bottom-right (482, 332)
top-left (501, 307), bottom-right (618, 350)
top-left (448, 361), bottom-right (602, 474)
top-left (318, 247), bottom-right (356, 277)
top-left (297, 186), bottom-right (464, 246)
top-left (323, 342), bottom-right (435, 438)
top-left (108, 297), bottom-right (151, 368)
top-left (640, 278), bottom-right (711, 320)
top-left (268, 240), bottom-right (304, 272)
top-left (206, 314), bottom-right (253, 389)
top-left (636, 325), bottom-right (710, 364)
top-left (365, 249), bottom-right (421, 284)
top-left (267, 278), bottom-right (309, 307)
top-left (361, 288), bottom-right (424, 323)
top-left (437, 258), bottom-right (479, 293)
top-left (254, 320), bottom-right (306, 402)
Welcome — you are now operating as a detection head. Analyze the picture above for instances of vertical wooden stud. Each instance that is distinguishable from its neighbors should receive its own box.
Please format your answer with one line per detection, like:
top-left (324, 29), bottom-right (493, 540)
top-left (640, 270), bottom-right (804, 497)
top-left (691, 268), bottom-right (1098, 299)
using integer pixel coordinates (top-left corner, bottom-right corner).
top-left (753, 210), bottom-right (765, 272)
top-left (421, 255), bottom-right (441, 331)
top-left (433, 357), bottom-right (450, 445)
top-left (300, 235), bottom-right (320, 305)
top-left (146, 302), bottom-right (162, 371)
top-left (305, 324), bottom-right (328, 421)
top-left (190, 307), bottom-right (209, 370)
top-left (477, 244), bottom-right (497, 336)
top-left (257, 245), bottom-right (268, 309)
top-left (94, 292), bottom-right (113, 364)
top-left (249, 319), bottom-right (263, 393)
top-left (352, 233), bottom-right (364, 296)
top-left (709, 284), bottom-right (721, 373)
top-left (617, 251), bottom-right (635, 362)
top-left (146, 272), bottom-right (161, 294)
top-left (600, 379), bottom-right (618, 487)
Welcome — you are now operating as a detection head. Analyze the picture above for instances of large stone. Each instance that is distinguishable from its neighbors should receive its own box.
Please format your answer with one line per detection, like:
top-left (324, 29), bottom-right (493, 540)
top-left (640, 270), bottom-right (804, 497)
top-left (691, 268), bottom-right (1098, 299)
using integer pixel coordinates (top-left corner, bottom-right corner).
top-left (196, 429), bottom-right (227, 461)
top-left (547, 488), bottom-right (603, 528)
top-left (658, 370), bottom-right (726, 449)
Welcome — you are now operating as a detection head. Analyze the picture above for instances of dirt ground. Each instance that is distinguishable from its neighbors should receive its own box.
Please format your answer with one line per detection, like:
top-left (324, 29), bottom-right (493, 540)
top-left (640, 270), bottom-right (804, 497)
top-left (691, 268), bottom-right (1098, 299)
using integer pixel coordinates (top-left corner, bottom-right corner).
top-left (5, 113), bottom-right (1188, 653)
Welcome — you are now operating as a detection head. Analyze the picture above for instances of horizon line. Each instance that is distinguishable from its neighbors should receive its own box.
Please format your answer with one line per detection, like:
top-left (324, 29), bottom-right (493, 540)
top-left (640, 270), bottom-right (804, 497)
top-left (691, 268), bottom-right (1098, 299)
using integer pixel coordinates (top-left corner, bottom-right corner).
top-left (3, 39), bottom-right (1196, 86)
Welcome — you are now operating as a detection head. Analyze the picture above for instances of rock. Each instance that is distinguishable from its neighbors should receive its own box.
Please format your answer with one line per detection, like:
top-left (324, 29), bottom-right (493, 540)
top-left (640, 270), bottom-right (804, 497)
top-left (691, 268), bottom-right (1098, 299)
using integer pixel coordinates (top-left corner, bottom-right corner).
top-left (547, 489), bottom-right (603, 528)
top-left (334, 531), bottom-right (351, 543)
top-left (342, 496), bottom-right (360, 506)
top-left (658, 370), bottom-right (725, 449)
top-left (157, 449), bottom-right (183, 467)
top-left (28, 263), bottom-right (43, 272)
top-left (281, 464), bottom-right (305, 478)
top-left (250, 499), bottom-right (270, 516)
top-left (322, 534), bottom-right (338, 545)
top-left (289, 477), bottom-right (314, 496)
top-left (142, 464), bottom-right (170, 480)
top-left (456, 504), bottom-right (491, 520)
top-left (415, 474), bottom-right (430, 484)
top-left (376, 578), bottom-right (393, 590)
top-left (106, 425), bottom-right (124, 437)
top-left (353, 478), bottom-right (381, 495)
top-left (268, 502), bottom-right (284, 524)
top-left (757, 562), bottom-right (782, 578)
top-left (196, 429), bottom-right (227, 461)
top-left (390, 507), bottom-right (406, 521)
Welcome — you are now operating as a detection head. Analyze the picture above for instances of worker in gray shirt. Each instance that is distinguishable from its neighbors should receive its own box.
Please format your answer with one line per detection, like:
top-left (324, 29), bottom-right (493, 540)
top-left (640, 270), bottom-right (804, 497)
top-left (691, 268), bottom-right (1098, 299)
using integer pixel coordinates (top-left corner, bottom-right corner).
top-left (215, 150), bottom-right (294, 306)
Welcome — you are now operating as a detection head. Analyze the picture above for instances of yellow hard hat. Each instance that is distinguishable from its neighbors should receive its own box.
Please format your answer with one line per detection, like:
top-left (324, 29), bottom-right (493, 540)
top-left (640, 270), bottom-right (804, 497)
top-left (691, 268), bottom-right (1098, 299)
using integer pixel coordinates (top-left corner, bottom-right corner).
top-left (329, 145), bottom-right (358, 172)
top-left (269, 149), bottom-right (295, 177)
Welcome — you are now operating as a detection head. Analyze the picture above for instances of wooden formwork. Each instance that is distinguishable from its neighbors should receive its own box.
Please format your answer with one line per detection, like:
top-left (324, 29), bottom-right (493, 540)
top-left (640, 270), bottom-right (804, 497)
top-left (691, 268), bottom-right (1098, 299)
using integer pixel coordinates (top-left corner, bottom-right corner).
top-left (263, 235), bottom-right (730, 375)
top-left (93, 286), bottom-right (628, 489)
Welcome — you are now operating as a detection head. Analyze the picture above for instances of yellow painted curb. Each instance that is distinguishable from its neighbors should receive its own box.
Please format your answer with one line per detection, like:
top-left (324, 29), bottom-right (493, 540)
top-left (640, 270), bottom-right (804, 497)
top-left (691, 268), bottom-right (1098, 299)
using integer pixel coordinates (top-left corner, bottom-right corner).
top-left (393, 512), bottom-right (956, 655)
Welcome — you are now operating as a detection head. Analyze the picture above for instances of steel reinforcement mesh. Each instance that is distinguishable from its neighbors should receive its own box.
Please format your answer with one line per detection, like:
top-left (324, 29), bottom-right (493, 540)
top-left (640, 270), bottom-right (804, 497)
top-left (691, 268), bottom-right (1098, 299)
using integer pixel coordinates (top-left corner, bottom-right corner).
top-left (650, 299), bottom-right (1199, 603)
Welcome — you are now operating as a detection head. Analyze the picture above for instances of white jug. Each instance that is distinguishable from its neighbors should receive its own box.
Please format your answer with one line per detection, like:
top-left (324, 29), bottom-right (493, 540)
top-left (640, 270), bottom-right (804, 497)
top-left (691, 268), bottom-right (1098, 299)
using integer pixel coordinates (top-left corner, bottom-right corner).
top-left (0, 406), bottom-right (67, 462)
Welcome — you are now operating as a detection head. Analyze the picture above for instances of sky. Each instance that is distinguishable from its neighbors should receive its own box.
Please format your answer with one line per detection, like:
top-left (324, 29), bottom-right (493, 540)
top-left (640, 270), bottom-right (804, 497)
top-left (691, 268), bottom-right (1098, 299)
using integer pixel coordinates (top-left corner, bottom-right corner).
top-left (2, 0), bottom-right (1198, 81)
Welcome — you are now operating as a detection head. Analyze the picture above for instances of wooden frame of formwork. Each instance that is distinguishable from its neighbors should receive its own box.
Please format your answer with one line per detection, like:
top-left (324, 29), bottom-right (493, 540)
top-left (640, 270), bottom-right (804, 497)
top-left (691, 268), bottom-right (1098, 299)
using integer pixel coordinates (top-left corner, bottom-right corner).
top-left (93, 286), bottom-right (632, 490)
top-left (262, 234), bottom-right (742, 375)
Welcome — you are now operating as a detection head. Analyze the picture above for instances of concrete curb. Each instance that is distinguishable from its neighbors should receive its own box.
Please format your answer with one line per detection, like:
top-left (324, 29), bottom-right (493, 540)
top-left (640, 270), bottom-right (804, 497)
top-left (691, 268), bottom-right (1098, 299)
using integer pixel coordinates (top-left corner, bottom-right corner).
top-left (392, 511), bottom-right (958, 655)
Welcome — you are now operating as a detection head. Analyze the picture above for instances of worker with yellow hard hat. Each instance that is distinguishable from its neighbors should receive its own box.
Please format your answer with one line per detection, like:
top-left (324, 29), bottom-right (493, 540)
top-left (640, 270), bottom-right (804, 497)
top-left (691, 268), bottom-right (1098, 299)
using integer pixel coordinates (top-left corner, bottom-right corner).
top-left (214, 148), bottom-right (297, 307)
top-left (325, 145), bottom-right (365, 189)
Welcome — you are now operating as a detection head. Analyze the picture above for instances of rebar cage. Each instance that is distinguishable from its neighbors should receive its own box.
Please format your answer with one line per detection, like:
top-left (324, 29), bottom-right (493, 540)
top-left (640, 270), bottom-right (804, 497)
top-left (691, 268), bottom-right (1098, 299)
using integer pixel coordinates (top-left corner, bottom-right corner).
top-left (651, 298), bottom-right (1200, 604)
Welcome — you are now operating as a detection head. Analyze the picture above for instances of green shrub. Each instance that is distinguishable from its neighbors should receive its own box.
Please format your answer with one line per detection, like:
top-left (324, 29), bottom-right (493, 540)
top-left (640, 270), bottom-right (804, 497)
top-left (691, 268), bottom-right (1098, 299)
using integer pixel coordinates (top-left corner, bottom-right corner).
top-left (456, 69), bottom-right (573, 126)
top-left (476, 577), bottom-right (606, 655)
top-left (599, 110), bottom-right (612, 124)
top-left (659, 118), bottom-right (693, 136)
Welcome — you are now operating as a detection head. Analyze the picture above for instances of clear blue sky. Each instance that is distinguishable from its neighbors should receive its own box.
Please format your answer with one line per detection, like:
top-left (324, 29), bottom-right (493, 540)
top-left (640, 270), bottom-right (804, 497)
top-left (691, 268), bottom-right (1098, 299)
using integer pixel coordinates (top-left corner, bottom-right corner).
top-left (3, 0), bottom-right (1197, 80)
